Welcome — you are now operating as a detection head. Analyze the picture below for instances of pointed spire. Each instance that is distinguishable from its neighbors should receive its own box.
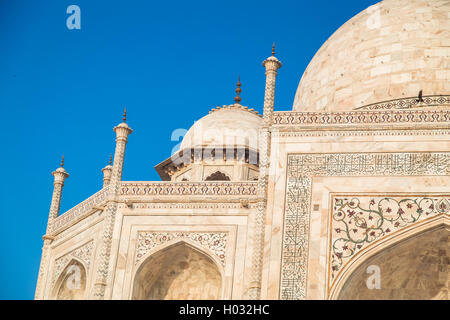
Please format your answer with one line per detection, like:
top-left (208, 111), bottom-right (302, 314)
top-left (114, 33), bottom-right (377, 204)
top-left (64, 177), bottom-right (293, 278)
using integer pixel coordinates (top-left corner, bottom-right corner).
top-left (272, 42), bottom-right (275, 56)
top-left (234, 76), bottom-right (242, 104)
top-left (122, 107), bottom-right (127, 123)
top-left (109, 154), bottom-right (112, 166)
top-left (60, 155), bottom-right (65, 168)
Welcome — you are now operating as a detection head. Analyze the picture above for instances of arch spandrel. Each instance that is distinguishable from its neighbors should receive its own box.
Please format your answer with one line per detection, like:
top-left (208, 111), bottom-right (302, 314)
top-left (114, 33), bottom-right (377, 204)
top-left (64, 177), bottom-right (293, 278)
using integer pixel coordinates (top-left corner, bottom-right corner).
top-left (330, 223), bottom-right (450, 300)
top-left (327, 194), bottom-right (450, 297)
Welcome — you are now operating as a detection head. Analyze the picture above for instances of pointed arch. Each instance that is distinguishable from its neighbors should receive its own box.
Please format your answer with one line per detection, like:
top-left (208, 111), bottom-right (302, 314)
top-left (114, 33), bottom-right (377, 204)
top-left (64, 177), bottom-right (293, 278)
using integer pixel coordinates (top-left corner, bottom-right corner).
top-left (52, 258), bottom-right (87, 300)
top-left (205, 171), bottom-right (230, 181)
top-left (132, 240), bottom-right (224, 300)
top-left (330, 217), bottom-right (450, 299)
top-left (134, 238), bottom-right (225, 275)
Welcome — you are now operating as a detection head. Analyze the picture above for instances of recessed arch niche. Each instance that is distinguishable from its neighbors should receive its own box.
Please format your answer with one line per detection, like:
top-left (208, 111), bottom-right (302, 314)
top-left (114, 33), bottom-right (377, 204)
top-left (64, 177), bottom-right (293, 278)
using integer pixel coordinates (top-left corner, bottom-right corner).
top-left (337, 225), bottom-right (449, 300)
top-left (132, 241), bottom-right (223, 300)
top-left (205, 171), bottom-right (231, 181)
top-left (52, 259), bottom-right (87, 300)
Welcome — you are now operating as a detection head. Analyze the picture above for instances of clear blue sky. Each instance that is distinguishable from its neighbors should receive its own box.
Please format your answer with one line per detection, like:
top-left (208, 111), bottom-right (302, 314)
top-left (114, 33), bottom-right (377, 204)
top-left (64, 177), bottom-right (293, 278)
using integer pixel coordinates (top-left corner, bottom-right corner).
top-left (0, 0), bottom-right (378, 299)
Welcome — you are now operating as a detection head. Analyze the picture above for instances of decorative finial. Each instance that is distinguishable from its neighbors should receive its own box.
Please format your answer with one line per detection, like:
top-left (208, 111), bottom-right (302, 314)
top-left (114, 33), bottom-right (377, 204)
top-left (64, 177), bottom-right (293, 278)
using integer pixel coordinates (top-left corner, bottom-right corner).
top-left (234, 76), bottom-right (242, 104)
top-left (123, 107), bottom-right (127, 123)
top-left (272, 42), bottom-right (275, 56)
top-left (109, 154), bottom-right (112, 166)
top-left (60, 155), bottom-right (65, 168)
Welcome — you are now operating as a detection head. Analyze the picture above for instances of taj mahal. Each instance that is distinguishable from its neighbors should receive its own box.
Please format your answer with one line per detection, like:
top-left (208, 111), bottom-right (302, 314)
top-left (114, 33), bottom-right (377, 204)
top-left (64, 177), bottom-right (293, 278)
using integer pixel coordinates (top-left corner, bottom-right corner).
top-left (36, 0), bottom-right (449, 300)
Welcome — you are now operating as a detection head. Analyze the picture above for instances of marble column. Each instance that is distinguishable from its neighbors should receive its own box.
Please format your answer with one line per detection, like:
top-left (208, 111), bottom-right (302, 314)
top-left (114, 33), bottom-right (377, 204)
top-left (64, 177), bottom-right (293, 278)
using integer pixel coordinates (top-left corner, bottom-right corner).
top-left (92, 111), bottom-right (132, 299)
top-left (35, 156), bottom-right (69, 299)
top-left (248, 45), bottom-right (281, 299)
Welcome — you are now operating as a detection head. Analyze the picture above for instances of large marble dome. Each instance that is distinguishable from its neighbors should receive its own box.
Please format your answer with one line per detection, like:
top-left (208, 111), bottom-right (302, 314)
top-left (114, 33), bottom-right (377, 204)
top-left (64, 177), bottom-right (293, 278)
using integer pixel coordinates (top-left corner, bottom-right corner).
top-left (293, 0), bottom-right (450, 112)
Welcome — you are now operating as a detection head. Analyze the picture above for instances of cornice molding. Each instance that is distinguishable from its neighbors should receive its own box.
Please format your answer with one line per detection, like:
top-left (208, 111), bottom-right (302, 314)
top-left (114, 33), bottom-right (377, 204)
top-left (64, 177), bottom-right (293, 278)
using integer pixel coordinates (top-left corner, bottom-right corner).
top-left (273, 109), bottom-right (450, 128)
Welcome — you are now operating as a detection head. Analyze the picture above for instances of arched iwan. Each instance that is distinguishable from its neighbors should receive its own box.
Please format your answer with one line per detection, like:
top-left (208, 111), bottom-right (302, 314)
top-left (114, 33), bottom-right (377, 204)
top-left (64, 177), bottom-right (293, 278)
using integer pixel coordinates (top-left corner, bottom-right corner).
top-left (329, 218), bottom-right (449, 300)
top-left (52, 258), bottom-right (87, 300)
top-left (131, 240), bottom-right (224, 300)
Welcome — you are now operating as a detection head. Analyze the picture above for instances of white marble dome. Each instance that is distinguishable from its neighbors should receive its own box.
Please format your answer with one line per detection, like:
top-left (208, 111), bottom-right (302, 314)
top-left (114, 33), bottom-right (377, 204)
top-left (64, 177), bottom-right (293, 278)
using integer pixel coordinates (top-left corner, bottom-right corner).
top-left (179, 105), bottom-right (262, 151)
top-left (293, 0), bottom-right (450, 112)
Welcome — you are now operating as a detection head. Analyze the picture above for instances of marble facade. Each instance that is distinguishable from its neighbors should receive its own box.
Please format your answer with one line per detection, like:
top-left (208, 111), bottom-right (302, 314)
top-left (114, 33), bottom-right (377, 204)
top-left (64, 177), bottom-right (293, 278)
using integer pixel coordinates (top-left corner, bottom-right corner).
top-left (36, 0), bottom-right (449, 300)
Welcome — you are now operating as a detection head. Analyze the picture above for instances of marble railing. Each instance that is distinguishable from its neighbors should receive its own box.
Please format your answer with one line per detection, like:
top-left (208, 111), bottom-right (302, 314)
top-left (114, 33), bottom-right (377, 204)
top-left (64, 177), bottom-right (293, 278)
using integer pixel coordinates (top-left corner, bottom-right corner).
top-left (51, 187), bottom-right (110, 234)
top-left (272, 109), bottom-right (450, 126)
top-left (50, 181), bottom-right (258, 234)
top-left (119, 181), bottom-right (258, 197)
top-left (355, 95), bottom-right (450, 111)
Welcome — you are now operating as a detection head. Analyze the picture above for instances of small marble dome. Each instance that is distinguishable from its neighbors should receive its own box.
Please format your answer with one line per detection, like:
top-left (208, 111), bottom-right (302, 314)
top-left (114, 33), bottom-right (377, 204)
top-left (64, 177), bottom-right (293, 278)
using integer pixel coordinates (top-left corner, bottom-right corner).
top-left (155, 104), bottom-right (262, 181)
top-left (179, 104), bottom-right (262, 152)
top-left (293, 0), bottom-right (450, 112)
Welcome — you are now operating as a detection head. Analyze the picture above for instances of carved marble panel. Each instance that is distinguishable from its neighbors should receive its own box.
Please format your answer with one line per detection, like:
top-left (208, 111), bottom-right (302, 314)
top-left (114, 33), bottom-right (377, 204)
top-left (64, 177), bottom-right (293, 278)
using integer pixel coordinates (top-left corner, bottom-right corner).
top-left (51, 240), bottom-right (94, 288)
top-left (281, 152), bottom-right (450, 300)
top-left (329, 195), bottom-right (450, 287)
top-left (135, 232), bottom-right (228, 267)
